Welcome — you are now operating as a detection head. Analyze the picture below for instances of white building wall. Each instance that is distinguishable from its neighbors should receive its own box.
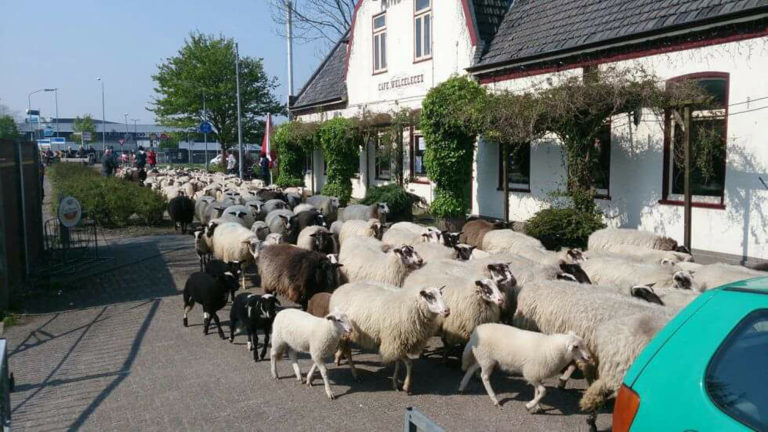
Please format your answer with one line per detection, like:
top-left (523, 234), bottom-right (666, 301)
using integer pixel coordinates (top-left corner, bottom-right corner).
top-left (476, 36), bottom-right (768, 260)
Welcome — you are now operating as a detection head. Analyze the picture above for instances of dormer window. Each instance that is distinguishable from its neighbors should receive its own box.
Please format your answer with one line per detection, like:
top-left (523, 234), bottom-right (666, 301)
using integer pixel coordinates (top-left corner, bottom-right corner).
top-left (414, 0), bottom-right (432, 61)
top-left (373, 13), bottom-right (387, 74)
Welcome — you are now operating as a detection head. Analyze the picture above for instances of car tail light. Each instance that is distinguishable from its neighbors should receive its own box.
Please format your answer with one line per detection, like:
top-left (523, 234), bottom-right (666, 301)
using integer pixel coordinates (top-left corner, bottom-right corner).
top-left (613, 385), bottom-right (640, 432)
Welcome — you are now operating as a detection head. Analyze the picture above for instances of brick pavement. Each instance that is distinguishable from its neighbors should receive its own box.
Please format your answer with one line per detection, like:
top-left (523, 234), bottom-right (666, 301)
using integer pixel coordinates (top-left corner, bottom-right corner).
top-left (6, 234), bottom-right (612, 431)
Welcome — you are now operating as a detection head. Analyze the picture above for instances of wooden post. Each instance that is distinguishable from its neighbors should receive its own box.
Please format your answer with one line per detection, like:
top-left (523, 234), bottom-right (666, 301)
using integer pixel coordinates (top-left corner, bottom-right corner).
top-left (502, 143), bottom-right (510, 223)
top-left (683, 106), bottom-right (692, 251)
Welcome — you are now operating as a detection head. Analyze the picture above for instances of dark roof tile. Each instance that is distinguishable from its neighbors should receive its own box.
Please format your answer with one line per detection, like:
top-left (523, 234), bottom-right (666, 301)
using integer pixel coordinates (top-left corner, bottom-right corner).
top-left (291, 35), bottom-right (348, 110)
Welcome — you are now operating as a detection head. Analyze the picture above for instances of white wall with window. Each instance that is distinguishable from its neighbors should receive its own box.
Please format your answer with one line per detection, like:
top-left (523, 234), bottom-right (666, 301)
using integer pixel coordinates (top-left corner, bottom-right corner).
top-left (414, 0), bottom-right (432, 61)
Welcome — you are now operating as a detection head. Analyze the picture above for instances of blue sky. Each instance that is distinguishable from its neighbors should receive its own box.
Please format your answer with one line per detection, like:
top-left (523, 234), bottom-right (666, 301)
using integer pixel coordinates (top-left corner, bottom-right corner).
top-left (0, 0), bottom-right (327, 123)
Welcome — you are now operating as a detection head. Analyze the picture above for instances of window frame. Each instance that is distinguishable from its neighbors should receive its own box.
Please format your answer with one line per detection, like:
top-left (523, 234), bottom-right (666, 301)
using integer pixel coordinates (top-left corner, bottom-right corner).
top-left (497, 142), bottom-right (531, 193)
top-left (410, 129), bottom-right (429, 183)
top-left (372, 12), bottom-right (387, 75)
top-left (660, 72), bottom-right (729, 210)
top-left (374, 132), bottom-right (392, 181)
top-left (413, 0), bottom-right (432, 63)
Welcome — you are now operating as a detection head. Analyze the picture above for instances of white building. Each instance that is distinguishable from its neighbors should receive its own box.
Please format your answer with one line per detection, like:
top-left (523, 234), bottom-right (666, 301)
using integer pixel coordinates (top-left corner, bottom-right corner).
top-left (290, 0), bottom-right (768, 264)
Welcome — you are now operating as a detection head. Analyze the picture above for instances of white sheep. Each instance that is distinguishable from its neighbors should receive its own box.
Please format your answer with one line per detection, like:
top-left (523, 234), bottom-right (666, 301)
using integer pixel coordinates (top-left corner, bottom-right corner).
top-left (382, 222), bottom-right (441, 246)
top-left (306, 195), bottom-right (340, 221)
top-left (412, 242), bottom-right (459, 262)
top-left (265, 209), bottom-right (295, 236)
top-left (338, 219), bottom-right (381, 245)
top-left (586, 244), bottom-right (693, 264)
top-left (690, 262), bottom-right (768, 291)
top-left (220, 204), bottom-right (255, 228)
top-left (328, 281), bottom-right (450, 392)
top-left (591, 282), bottom-right (699, 310)
top-left (481, 229), bottom-right (584, 267)
top-left (195, 196), bottom-right (216, 223)
top-left (269, 308), bottom-right (352, 400)
top-left (293, 203), bottom-right (315, 214)
top-left (339, 203), bottom-right (389, 223)
top-left (339, 236), bottom-right (423, 286)
top-left (459, 324), bottom-right (591, 411)
top-left (588, 228), bottom-right (687, 252)
top-left (580, 256), bottom-right (696, 290)
top-left (210, 222), bottom-right (262, 289)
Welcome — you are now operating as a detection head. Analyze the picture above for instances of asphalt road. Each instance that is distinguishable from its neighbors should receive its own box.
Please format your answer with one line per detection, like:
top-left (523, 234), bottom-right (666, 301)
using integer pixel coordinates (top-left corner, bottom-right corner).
top-left (7, 234), bottom-right (612, 431)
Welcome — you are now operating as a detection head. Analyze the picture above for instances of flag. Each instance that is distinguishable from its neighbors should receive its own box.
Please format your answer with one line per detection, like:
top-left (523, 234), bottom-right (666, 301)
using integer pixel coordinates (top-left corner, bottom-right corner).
top-left (261, 113), bottom-right (277, 168)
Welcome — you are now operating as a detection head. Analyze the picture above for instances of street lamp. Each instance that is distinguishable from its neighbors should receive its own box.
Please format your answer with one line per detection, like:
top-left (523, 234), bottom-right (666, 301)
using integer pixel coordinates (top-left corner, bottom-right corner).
top-left (96, 78), bottom-right (106, 148)
top-left (27, 88), bottom-right (55, 141)
top-left (123, 113), bottom-right (129, 147)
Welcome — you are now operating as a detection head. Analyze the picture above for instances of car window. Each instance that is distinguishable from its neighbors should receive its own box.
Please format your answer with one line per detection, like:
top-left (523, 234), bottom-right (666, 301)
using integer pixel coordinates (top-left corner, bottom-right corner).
top-left (706, 309), bottom-right (768, 431)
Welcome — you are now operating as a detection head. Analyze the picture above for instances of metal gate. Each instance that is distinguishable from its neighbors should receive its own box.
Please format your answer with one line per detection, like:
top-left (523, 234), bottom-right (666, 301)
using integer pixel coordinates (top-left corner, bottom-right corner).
top-left (40, 218), bottom-right (101, 276)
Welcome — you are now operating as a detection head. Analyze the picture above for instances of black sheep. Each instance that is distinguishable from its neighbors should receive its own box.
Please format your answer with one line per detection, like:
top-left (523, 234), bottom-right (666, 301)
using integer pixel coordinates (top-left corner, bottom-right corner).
top-left (310, 230), bottom-right (337, 255)
top-left (182, 271), bottom-right (238, 338)
top-left (294, 209), bottom-right (327, 236)
top-left (256, 189), bottom-right (286, 202)
top-left (229, 293), bottom-right (280, 361)
top-left (441, 231), bottom-right (462, 248)
top-left (168, 194), bottom-right (195, 234)
top-left (204, 259), bottom-right (241, 301)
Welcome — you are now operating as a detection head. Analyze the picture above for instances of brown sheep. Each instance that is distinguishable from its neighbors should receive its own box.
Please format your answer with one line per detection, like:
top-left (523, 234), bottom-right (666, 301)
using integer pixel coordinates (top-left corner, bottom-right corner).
top-left (307, 292), bottom-right (332, 318)
top-left (460, 219), bottom-right (505, 248)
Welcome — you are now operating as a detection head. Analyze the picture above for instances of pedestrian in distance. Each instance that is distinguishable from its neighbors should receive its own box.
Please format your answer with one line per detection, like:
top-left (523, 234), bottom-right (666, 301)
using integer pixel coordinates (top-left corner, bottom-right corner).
top-left (101, 148), bottom-right (117, 177)
top-left (147, 148), bottom-right (157, 168)
top-left (260, 155), bottom-right (271, 185)
top-left (226, 151), bottom-right (237, 175)
top-left (136, 146), bottom-right (147, 170)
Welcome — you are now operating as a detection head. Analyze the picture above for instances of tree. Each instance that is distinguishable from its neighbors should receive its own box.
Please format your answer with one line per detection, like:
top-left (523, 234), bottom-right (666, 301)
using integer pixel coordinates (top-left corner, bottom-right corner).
top-left (0, 115), bottom-right (19, 140)
top-left (150, 32), bottom-right (283, 151)
top-left (73, 114), bottom-right (97, 137)
top-left (268, 0), bottom-right (356, 44)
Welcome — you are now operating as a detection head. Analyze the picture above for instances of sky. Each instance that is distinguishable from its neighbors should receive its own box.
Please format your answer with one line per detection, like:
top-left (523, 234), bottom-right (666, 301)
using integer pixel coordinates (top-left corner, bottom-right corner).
top-left (0, 0), bottom-right (328, 124)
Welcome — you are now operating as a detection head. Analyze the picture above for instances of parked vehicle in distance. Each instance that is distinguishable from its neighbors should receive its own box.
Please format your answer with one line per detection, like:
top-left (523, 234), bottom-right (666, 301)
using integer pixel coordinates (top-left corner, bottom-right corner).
top-left (614, 277), bottom-right (768, 431)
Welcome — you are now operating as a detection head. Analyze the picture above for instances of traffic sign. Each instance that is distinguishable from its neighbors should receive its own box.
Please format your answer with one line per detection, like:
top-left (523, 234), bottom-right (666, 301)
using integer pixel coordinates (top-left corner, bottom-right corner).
top-left (82, 132), bottom-right (92, 141)
top-left (118, 138), bottom-right (126, 145)
top-left (58, 196), bottom-right (82, 228)
top-left (199, 121), bottom-right (213, 133)
top-left (52, 137), bottom-right (65, 145)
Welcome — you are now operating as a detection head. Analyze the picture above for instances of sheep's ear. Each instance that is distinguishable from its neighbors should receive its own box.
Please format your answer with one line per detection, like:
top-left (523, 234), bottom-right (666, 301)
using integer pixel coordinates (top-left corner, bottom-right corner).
top-left (274, 298), bottom-right (281, 306)
top-left (392, 247), bottom-right (403, 256)
top-left (310, 233), bottom-right (317, 237)
top-left (645, 282), bottom-right (656, 288)
top-left (241, 239), bottom-right (251, 244)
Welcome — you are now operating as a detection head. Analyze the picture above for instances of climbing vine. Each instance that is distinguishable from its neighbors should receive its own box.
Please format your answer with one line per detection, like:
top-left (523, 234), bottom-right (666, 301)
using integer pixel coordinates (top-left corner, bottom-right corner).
top-left (319, 117), bottom-right (361, 205)
top-left (273, 121), bottom-right (318, 187)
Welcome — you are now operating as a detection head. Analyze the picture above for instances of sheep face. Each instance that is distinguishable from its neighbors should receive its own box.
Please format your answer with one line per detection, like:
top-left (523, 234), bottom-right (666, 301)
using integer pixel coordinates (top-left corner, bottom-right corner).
top-left (251, 294), bottom-right (280, 321)
top-left (310, 231), bottom-right (334, 253)
top-left (377, 202), bottom-right (390, 216)
top-left (486, 263), bottom-right (517, 290)
top-left (558, 263), bottom-right (592, 284)
top-left (420, 231), bottom-right (442, 243)
top-left (441, 231), bottom-right (461, 248)
top-left (247, 201), bottom-right (263, 214)
top-left (329, 197), bottom-right (340, 208)
top-left (630, 284), bottom-right (664, 305)
top-left (475, 278), bottom-right (504, 306)
top-left (453, 244), bottom-right (476, 261)
top-left (327, 254), bottom-right (339, 264)
top-left (326, 308), bottom-right (353, 335)
top-left (244, 238), bottom-right (263, 260)
top-left (264, 233), bottom-right (284, 245)
top-left (419, 286), bottom-right (450, 317)
top-left (314, 212), bottom-right (328, 228)
top-left (316, 258), bottom-right (343, 292)
top-left (566, 332), bottom-right (591, 363)
top-left (672, 271), bottom-right (694, 290)
top-left (565, 248), bottom-right (585, 263)
top-left (371, 221), bottom-right (383, 239)
top-left (205, 221), bottom-right (219, 238)
top-left (394, 246), bottom-right (424, 269)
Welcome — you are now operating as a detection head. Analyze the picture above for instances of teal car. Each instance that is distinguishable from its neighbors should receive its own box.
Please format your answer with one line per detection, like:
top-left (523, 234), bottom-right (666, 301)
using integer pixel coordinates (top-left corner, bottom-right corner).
top-left (613, 277), bottom-right (768, 432)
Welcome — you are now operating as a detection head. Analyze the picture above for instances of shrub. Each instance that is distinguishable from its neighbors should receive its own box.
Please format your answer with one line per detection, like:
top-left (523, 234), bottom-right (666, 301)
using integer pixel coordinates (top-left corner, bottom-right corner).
top-left (320, 117), bottom-right (360, 206)
top-left (361, 184), bottom-right (422, 222)
top-left (420, 76), bottom-right (485, 218)
top-left (49, 163), bottom-right (167, 227)
top-left (274, 122), bottom-right (312, 188)
top-left (525, 208), bottom-right (606, 250)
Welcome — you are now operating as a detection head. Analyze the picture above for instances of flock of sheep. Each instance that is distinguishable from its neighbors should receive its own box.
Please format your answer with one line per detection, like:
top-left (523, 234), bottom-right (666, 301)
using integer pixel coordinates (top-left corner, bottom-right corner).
top-left (142, 167), bottom-right (768, 431)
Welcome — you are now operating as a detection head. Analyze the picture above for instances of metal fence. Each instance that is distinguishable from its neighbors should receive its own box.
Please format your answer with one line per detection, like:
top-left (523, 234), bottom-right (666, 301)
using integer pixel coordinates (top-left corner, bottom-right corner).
top-left (41, 218), bottom-right (100, 276)
top-left (404, 408), bottom-right (444, 432)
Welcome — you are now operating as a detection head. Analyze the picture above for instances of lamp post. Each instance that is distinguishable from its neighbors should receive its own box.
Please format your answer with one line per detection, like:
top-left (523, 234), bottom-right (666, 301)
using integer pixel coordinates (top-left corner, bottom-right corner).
top-left (286, 0), bottom-right (294, 119)
top-left (235, 42), bottom-right (244, 179)
top-left (131, 118), bottom-right (139, 147)
top-left (123, 113), bottom-right (129, 147)
top-left (96, 78), bottom-right (106, 149)
top-left (27, 88), bottom-right (55, 141)
top-left (50, 88), bottom-right (59, 138)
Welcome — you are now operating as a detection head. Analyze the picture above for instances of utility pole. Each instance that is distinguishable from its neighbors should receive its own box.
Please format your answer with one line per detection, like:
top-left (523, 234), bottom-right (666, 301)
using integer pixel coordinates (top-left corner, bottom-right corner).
top-left (203, 92), bottom-right (208, 171)
top-left (286, 0), bottom-right (294, 119)
top-left (235, 42), bottom-right (244, 179)
top-left (97, 78), bottom-right (106, 148)
top-left (53, 88), bottom-right (59, 138)
top-left (124, 113), bottom-right (129, 147)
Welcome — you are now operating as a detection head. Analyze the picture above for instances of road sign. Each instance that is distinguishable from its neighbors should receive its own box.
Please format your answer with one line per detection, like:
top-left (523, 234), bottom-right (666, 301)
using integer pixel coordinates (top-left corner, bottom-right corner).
top-left (82, 132), bottom-right (92, 141)
top-left (37, 139), bottom-right (50, 145)
top-left (52, 137), bottom-right (65, 145)
top-left (58, 196), bottom-right (82, 228)
top-left (118, 138), bottom-right (126, 145)
top-left (43, 127), bottom-right (53, 137)
top-left (199, 121), bottom-right (213, 133)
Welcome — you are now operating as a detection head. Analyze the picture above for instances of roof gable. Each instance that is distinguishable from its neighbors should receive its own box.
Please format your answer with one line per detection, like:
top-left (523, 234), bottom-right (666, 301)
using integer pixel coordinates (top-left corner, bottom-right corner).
top-left (472, 0), bottom-right (511, 45)
top-left (291, 35), bottom-right (349, 111)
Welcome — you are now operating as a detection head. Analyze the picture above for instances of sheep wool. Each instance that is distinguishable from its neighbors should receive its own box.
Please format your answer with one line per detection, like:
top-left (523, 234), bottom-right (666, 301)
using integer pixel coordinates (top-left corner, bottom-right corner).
top-left (338, 219), bottom-right (381, 245)
top-left (692, 262), bottom-right (768, 291)
top-left (589, 228), bottom-right (681, 251)
top-left (339, 237), bottom-right (423, 286)
top-left (580, 256), bottom-right (695, 290)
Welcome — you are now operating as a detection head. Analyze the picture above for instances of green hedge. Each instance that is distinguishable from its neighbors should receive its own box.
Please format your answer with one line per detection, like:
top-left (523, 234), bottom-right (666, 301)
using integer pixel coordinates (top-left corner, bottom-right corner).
top-left (320, 117), bottom-right (360, 206)
top-left (361, 184), bottom-right (422, 222)
top-left (49, 163), bottom-right (166, 227)
top-left (274, 122), bottom-right (310, 188)
top-left (525, 208), bottom-right (606, 250)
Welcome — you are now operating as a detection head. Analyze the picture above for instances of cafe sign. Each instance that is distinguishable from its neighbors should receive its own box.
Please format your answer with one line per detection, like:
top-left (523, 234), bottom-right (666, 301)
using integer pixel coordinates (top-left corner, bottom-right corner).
top-left (378, 74), bottom-right (424, 92)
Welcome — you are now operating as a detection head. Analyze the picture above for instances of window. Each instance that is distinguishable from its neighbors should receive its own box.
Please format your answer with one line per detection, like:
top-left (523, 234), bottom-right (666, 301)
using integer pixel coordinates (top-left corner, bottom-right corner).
top-left (375, 134), bottom-right (391, 180)
top-left (414, 0), bottom-right (432, 61)
top-left (412, 134), bottom-right (427, 177)
top-left (498, 142), bottom-right (530, 191)
top-left (663, 73), bottom-right (729, 205)
top-left (706, 309), bottom-right (768, 431)
top-left (373, 13), bottom-right (387, 74)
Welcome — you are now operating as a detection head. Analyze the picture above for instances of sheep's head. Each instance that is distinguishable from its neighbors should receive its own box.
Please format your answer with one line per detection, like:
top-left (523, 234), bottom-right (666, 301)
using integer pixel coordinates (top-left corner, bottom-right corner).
top-left (314, 212), bottom-right (328, 228)
top-left (394, 245), bottom-right (424, 269)
top-left (264, 233), bottom-right (284, 246)
top-left (565, 331), bottom-right (591, 363)
top-left (658, 237), bottom-right (679, 251)
top-left (205, 221), bottom-right (219, 238)
top-left (251, 294), bottom-right (280, 321)
top-left (243, 238), bottom-right (263, 260)
top-left (558, 263), bottom-right (592, 284)
top-left (310, 231), bottom-right (335, 253)
top-left (326, 308), bottom-right (353, 335)
top-left (329, 197), bottom-right (340, 209)
top-left (419, 286), bottom-right (450, 317)
top-left (213, 205), bottom-right (226, 217)
top-left (420, 230), bottom-right (442, 244)
top-left (327, 254), bottom-right (340, 264)
top-left (475, 278), bottom-right (504, 307)
top-left (377, 202), bottom-right (390, 215)
top-left (219, 271), bottom-right (239, 296)
top-left (564, 248), bottom-right (585, 263)
top-left (247, 201), bottom-right (263, 214)
top-left (453, 244), bottom-right (476, 261)
top-left (278, 215), bottom-right (292, 232)
top-left (369, 220), bottom-right (383, 239)
top-left (630, 284), bottom-right (664, 305)
top-left (441, 231), bottom-right (462, 248)
top-left (675, 245), bottom-right (691, 254)
top-left (317, 257), bottom-right (343, 291)
top-left (486, 263), bottom-right (517, 290)
top-left (672, 270), bottom-right (695, 290)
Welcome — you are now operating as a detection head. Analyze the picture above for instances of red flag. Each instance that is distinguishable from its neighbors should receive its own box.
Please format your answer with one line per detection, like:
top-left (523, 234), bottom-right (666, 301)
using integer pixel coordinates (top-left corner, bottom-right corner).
top-left (261, 113), bottom-right (277, 168)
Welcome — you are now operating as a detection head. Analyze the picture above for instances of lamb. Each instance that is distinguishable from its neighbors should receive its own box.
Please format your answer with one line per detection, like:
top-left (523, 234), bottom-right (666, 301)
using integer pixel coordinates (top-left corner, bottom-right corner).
top-left (338, 219), bottom-right (382, 245)
top-left (270, 308), bottom-right (353, 399)
top-left (460, 219), bottom-right (505, 248)
top-left (258, 244), bottom-right (343, 310)
top-left (182, 271), bottom-right (239, 339)
top-left (297, 226), bottom-right (337, 255)
top-left (265, 209), bottom-right (298, 240)
top-left (229, 293), bottom-right (280, 361)
top-left (339, 202), bottom-right (389, 223)
top-left (306, 195), bottom-right (340, 221)
top-left (381, 223), bottom-right (441, 246)
top-left (689, 262), bottom-right (768, 291)
top-left (580, 256), bottom-right (696, 290)
top-left (263, 198), bottom-right (290, 214)
top-left (460, 324), bottom-right (591, 411)
top-left (329, 281), bottom-right (450, 391)
top-left (210, 222), bottom-right (262, 291)
top-left (403, 270), bottom-right (504, 360)
top-left (250, 221), bottom-right (270, 240)
top-left (293, 203), bottom-right (315, 214)
top-left (193, 228), bottom-right (213, 271)
top-left (168, 194), bottom-right (195, 234)
top-left (339, 236), bottom-right (424, 286)
top-left (588, 227), bottom-right (690, 253)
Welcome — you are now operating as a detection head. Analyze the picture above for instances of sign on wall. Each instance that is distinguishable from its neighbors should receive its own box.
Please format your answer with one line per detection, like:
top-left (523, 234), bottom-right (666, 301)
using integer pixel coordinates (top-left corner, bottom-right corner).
top-left (378, 74), bottom-right (424, 92)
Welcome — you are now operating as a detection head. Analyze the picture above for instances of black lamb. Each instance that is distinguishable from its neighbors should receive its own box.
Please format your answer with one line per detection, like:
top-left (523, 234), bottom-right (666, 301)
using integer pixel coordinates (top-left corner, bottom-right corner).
top-left (229, 293), bottom-right (280, 361)
top-left (168, 194), bottom-right (195, 234)
top-left (294, 209), bottom-right (327, 236)
top-left (182, 271), bottom-right (238, 339)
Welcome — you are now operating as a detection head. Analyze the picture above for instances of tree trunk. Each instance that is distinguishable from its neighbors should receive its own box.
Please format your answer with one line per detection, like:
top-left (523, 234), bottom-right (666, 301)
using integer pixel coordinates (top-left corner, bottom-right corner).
top-left (502, 143), bottom-right (509, 223)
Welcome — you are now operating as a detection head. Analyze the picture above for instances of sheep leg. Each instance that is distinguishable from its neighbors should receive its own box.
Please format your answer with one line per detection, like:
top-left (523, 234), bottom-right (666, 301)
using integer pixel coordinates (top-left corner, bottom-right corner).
top-left (402, 357), bottom-right (414, 394)
top-left (288, 349), bottom-right (302, 382)
top-left (270, 347), bottom-right (280, 379)
top-left (252, 332), bottom-right (260, 362)
top-left (344, 344), bottom-right (358, 381)
top-left (480, 367), bottom-right (500, 406)
top-left (202, 312), bottom-right (211, 335)
top-left (306, 363), bottom-right (317, 387)
top-left (316, 361), bottom-right (335, 400)
top-left (392, 361), bottom-right (401, 391)
top-left (526, 382), bottom-right (546, 413)
top-left (260, 331), bottom-right (270, 360)
top-left (558, 363), bottom-right (577, 389)
top-left (458, 363), bottom-right (481, 393)
top-left (183, 303), bottom-right (193, 328)
top-left (211, 313), bottom-right (226, 339)
top-left (239, 263), bottom-right (246, 295)
top-left (229, 318), bottom-right (237, 343)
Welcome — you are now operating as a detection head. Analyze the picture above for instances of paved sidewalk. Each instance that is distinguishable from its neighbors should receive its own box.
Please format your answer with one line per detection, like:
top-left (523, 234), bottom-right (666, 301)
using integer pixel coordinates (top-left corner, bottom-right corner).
top-left (6, 235), bottom-right (611, 431)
